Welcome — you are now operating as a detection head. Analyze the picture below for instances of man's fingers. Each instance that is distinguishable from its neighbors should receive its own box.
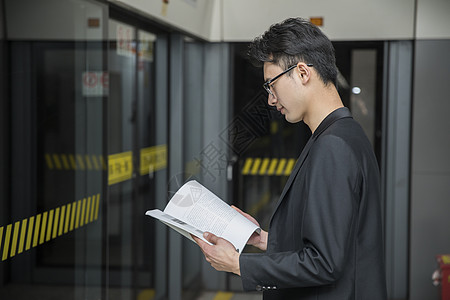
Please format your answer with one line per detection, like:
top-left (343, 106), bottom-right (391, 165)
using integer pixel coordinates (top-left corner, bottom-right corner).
top-left (231, 205), bottom-right (246, 216)
top-left (192, 233), bottom-right (218, 248)
top-left (193, 232), bottom-right (241, 274)
top-left (192, 234), bottom-right (202, 245)
top-left (203, 232), bottom-right (219, 244)
top-left (231, 205), bottom-right (259, 227)
top-left (192, 235), bottom-right (211, 253)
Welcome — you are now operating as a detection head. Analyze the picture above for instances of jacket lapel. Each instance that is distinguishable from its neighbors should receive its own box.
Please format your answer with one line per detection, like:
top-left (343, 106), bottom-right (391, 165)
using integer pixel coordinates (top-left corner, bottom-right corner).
top-left (268, 137), bottom-right (313, 225)
top-left (276, 137), bottom-right (313, 204)
top-left (268, 107), bottom-right (352, 225)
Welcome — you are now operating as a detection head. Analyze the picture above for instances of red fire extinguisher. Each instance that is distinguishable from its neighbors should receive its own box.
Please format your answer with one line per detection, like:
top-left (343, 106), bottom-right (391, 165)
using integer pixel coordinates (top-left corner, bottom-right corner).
top-left (433, 254), bottom-right (450, 300)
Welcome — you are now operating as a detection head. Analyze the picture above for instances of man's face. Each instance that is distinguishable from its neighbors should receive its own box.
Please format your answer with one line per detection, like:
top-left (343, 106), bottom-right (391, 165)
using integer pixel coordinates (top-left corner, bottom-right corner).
top-left (263, 62), bottom-right (307, 123)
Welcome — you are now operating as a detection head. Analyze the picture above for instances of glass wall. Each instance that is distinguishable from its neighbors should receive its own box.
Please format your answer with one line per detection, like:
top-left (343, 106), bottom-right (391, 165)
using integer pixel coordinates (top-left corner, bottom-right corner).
top-left (0, 1), bottom-right (169, 299)
top-left (0, 0), bottom-right (7, 288)
top-left (2, 0), bottom-right (108, 298)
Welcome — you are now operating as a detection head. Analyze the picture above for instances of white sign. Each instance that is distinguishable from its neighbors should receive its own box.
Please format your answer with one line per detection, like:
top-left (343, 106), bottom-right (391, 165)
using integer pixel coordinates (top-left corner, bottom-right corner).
top-left (82, 71), bottom-right (109, 97)
top-left (138, 30), bottom-right (156, 62)
top-left (116, 23), bottom-right (135, 57)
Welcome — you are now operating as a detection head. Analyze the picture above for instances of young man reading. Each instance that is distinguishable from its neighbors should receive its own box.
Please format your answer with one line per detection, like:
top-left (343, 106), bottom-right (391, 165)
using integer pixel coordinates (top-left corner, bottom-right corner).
top-left (193, 17), bottom-right (387, 300)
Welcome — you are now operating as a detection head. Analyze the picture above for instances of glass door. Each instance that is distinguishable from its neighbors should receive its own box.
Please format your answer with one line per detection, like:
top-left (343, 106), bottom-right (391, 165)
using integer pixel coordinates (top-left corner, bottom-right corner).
top-left (1, 1), bottom-right (108, 299)
top-left (0, 2), bottom-right (169, 299)
top-left (107, 19), bottom-right (136, 300)
top-left (106, 18), bottom-right (169, 299)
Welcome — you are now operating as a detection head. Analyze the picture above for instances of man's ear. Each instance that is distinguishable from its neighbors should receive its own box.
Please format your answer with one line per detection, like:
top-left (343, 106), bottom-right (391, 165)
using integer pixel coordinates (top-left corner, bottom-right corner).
top-left (296, 62), bottom-right (312, 84)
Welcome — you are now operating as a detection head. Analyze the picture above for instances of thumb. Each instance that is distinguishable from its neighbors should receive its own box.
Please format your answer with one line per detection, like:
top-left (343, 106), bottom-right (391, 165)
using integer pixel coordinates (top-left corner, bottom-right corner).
top-left (203, 232), bottom-right (219, 244)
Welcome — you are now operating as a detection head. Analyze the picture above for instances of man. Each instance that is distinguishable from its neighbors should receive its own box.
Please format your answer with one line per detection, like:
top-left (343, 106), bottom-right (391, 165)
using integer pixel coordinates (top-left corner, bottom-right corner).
top-left (193, 17), bottom-right (387, 299)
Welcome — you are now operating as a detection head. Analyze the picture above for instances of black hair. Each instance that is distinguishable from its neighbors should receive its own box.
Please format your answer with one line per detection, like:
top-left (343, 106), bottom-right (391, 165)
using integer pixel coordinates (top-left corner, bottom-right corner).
top-left (248, 17), bottom-right (338, 87)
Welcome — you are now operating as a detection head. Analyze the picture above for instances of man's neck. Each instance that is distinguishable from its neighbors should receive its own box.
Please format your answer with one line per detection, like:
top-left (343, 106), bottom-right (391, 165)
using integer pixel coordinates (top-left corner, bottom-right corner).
top-left (304, 84), bottom-right (343, 134)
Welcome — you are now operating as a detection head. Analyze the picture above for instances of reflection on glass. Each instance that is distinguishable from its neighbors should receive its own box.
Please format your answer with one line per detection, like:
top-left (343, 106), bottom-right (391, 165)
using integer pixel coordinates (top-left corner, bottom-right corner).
top-left (350, 49), bottom-right (377, 146)
top-left (352, 86), bottom-right (362, 94)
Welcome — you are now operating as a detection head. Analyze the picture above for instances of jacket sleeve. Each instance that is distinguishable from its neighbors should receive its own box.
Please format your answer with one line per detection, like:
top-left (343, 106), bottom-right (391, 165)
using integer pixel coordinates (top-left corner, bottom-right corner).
top-left (240, 135), bottom-right (361, 291)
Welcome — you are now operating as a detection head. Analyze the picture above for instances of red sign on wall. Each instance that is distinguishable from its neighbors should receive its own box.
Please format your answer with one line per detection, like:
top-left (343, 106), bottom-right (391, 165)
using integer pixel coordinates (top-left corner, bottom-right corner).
top-left (82, 71), bottom-right (109, 97)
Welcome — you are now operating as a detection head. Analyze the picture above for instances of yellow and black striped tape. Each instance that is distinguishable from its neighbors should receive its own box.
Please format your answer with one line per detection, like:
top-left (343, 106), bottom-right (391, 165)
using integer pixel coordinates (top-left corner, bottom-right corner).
top-left (0, 193), bottom-right (100, 262)
top-left (45, 144), bottom-right (168, 186)
top-left (45, 153), bottom-right (107, 171)
top-left (242, 158), bottom-right (297, 176)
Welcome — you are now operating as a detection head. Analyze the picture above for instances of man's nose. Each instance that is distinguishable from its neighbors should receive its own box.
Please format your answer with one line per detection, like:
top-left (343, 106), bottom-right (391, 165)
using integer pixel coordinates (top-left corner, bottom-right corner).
top-left (267, 93), bottom-right (277, 106)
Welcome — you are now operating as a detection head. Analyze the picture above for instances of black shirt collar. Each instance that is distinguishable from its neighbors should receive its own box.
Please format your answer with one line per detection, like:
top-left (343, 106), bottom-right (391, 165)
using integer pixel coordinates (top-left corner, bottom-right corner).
top-left (312, 107), bottom-right (352, 139)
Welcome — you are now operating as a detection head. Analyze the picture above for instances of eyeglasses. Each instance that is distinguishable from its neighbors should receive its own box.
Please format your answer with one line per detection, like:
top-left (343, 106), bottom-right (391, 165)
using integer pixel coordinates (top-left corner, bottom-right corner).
top-left (263, 63), bottom-right (313, 96)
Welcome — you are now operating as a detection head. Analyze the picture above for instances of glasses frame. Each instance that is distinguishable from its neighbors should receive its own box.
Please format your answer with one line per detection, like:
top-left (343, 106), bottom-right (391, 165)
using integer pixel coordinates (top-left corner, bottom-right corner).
top-left (263, 63), bottom-right (314, 96)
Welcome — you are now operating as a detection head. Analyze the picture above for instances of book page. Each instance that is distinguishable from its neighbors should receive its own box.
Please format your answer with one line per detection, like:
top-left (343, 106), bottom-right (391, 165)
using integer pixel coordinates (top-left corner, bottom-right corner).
top-left (148, 180), bottom-right (259, 253)
top-left (145, 209), bottom-right (211, 244)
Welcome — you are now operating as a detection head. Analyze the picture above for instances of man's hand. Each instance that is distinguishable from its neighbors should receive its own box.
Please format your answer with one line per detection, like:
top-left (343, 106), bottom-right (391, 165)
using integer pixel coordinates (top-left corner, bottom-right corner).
top-left (193, 232), bottom-right (241, 276)
top-left (231, 206), bottom-right (268, 251)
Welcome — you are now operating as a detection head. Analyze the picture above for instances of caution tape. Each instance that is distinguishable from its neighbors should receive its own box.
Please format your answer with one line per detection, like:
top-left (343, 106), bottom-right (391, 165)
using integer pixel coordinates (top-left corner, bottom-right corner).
top-left (45, 153), bottom-right (106, 171)
top-left (241, 158), bottom-right (297, 176)
top-left (0, 193), bottom-right (100, 262)
top-left (44, 144), bottom-right (168, 186)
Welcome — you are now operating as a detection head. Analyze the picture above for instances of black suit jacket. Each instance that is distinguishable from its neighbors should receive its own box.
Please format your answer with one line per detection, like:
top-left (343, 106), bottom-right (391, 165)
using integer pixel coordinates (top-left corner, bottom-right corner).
top-left (240, 108), bottom-right (387, 300)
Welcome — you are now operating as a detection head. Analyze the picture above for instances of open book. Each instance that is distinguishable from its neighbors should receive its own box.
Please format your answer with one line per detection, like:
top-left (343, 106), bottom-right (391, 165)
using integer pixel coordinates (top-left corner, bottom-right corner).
top-left (146, 180), bottom-right (260, 254)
